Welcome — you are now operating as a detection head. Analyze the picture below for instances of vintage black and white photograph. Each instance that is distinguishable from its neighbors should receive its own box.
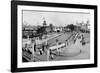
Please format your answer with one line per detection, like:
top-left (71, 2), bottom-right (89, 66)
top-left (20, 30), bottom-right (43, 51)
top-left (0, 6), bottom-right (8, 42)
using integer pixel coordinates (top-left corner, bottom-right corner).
top-left (22, 10), bottom-right (91, 62)
top-left (11, 1), bottom-right (97, 72)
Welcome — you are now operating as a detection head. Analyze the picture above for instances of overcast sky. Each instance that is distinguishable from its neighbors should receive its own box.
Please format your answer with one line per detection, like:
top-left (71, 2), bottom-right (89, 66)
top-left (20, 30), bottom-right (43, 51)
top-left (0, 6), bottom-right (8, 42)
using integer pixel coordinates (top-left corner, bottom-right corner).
top-left (23, 10), bottom-right (90, 26)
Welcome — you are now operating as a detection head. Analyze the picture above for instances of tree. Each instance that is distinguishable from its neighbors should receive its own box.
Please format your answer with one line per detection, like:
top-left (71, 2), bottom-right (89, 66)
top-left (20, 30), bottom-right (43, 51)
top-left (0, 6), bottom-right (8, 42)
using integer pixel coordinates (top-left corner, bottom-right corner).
top-left (36, 26), bottom-right (47, 39)
top-left (66, 24), bottom-right (75, 31)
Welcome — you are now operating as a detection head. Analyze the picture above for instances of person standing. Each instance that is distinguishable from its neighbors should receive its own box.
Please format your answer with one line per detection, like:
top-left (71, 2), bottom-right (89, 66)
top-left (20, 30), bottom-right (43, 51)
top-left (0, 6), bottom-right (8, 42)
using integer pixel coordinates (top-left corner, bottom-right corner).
top-left (81, 35), bottom-right (85, 45)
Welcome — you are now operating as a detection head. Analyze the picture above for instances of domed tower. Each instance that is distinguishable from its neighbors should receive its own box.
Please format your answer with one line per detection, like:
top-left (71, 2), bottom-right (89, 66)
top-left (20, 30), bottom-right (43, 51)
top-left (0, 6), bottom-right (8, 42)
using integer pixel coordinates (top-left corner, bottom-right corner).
top-left (43, 17), bottom-right (47, 27)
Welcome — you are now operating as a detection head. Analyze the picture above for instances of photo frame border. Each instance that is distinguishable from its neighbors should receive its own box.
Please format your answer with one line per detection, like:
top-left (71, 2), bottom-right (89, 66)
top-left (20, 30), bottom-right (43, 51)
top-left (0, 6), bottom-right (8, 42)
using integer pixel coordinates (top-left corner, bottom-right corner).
top-left (11, 1), bottom-right (97, 72)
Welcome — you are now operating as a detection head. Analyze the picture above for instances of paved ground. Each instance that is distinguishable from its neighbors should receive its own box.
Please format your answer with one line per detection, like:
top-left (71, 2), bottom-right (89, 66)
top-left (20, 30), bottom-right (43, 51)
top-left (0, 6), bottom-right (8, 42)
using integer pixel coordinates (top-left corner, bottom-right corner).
top-left (49, 32), bottom-right (90, 61)
top-left (50, 41), bottom-right (90, 61)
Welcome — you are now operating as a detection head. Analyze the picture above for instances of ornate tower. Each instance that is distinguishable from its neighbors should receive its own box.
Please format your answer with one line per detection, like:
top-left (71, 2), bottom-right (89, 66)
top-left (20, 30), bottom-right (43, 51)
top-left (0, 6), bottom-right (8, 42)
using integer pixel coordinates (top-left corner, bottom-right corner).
top-left (43, 17), bottom-right (47, 26)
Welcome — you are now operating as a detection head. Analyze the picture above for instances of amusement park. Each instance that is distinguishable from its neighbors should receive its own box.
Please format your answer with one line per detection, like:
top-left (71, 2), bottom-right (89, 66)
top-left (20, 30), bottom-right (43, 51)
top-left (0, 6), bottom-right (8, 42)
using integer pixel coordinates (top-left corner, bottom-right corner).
top-left (22, 11), bottom-right (90, 62)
